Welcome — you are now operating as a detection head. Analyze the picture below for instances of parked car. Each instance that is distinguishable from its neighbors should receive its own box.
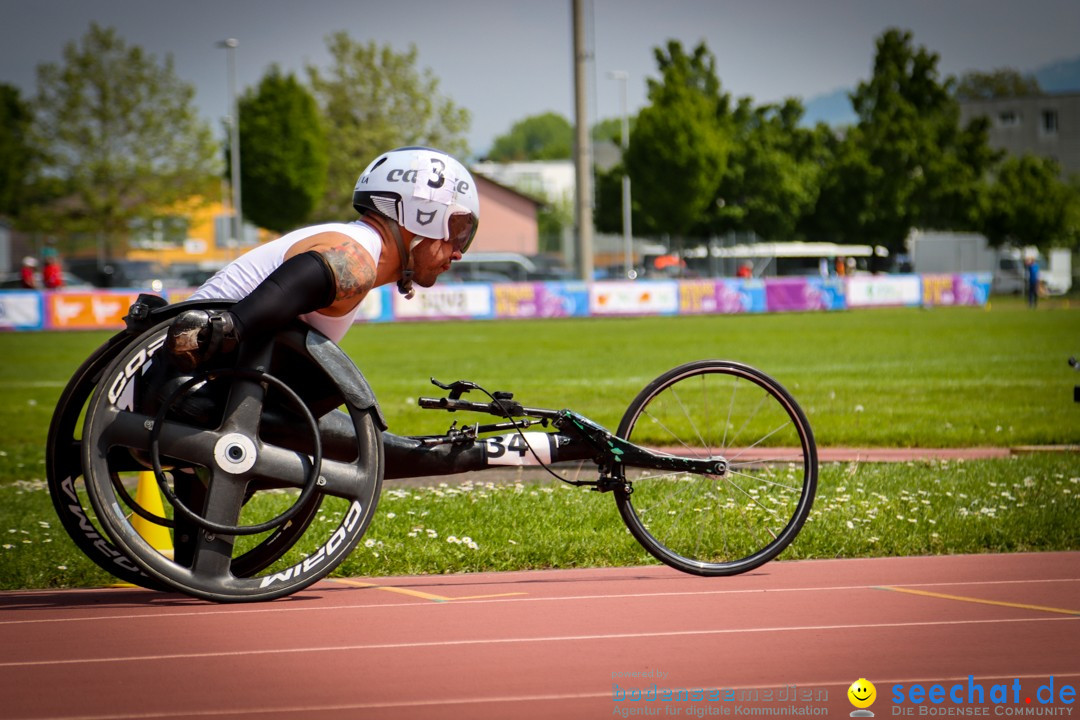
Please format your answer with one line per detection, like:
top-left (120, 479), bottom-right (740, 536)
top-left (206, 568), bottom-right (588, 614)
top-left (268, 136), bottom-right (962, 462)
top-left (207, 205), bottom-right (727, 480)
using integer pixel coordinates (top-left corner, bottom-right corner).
top-left (65, 259), bottom-right (185, 292)
top-left (443, 252), bottom-right (573, 283)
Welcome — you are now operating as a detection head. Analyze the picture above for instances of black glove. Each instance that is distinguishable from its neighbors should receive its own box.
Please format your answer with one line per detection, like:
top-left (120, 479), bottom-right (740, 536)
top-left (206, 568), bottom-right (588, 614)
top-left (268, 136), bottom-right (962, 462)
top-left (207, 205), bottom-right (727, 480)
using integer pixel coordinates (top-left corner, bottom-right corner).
top-left (165, 309), bottom-right (240, 371)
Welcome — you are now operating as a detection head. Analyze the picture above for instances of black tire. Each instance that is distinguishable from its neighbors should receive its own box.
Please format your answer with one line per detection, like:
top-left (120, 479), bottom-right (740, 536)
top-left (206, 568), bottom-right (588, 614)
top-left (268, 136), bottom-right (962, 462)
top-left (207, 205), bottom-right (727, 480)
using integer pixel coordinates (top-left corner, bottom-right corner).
top-left (45, 305), bottom-right (324, 591)
top-left (80, 321), bottom-right (384, 602)
top-left (614, 360), bottom-right (817, 575)
top-left (46, 331), bottom-right (164, 590)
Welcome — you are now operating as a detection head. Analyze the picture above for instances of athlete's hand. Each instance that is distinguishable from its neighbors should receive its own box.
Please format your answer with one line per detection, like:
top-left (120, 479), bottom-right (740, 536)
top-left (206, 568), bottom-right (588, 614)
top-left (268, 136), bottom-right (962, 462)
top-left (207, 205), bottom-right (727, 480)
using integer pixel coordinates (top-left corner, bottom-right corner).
top-left (165, 310), bottom-right (239, 371)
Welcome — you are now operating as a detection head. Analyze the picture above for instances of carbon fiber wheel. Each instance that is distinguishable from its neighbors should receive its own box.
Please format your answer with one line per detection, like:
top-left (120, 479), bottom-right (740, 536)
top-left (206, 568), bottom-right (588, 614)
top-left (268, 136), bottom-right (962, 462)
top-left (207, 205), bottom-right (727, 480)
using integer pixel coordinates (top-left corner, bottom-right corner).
top-left (79, 320), bottom-right (384, 602)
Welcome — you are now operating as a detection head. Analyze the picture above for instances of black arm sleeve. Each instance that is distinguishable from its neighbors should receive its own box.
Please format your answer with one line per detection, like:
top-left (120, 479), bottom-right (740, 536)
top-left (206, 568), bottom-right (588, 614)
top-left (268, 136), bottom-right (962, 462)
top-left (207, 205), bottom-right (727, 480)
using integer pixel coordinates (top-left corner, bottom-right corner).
top-left (228, 250), bottom-right (336, 341)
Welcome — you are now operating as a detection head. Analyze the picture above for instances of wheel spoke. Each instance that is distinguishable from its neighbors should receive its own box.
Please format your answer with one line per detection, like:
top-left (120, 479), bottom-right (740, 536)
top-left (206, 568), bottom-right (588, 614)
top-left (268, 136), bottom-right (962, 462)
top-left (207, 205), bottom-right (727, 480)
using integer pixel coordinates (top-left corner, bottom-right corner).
top-left (189, 469), bottom-right (247, 579)
top-left (248, 447), bottom-right (370, 500)
top-left (220, 376), bottom-right (267, 433)
top-left (614, 361), bottom-right (816, 576)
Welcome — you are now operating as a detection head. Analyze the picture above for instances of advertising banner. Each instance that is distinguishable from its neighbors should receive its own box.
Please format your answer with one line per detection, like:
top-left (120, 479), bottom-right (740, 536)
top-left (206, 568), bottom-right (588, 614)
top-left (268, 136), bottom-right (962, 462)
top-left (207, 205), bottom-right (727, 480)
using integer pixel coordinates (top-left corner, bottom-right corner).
top-left (493, 282), bottom-right (589, 319)
top-left (679, 280), bottom-right (765, 314)
top-left (392, 284), bottom-right (493, 321)
top-left (922, 273), bottom-right (992, 307)
top-left (46, 291), bottom-right (145, 330)
top-left (590, 281), bottom-right (679, 316)
top-left (765, 277), bottom-right (846, 312)
top-left (0, 292), bottom-right (44, 330)
top-left (845, 275), bottom-right (922, 308)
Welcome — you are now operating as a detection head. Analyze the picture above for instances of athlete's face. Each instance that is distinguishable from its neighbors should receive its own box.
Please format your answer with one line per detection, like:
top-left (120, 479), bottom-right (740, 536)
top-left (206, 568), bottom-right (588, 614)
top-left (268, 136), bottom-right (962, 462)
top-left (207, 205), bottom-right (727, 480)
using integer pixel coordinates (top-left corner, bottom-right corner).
top-left (410, 236), bottom-right (462, 288)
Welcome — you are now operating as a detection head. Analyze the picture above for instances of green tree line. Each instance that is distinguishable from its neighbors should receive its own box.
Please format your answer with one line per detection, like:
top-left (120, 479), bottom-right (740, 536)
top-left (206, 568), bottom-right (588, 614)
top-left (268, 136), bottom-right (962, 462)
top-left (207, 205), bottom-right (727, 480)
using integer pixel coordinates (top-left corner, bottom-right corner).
top-left (496, 32), bottom-right (1080, 253)
top-left (1, 24), bottom-right (1077, 259)
top-left (1, 24), bottom-right (470, 258)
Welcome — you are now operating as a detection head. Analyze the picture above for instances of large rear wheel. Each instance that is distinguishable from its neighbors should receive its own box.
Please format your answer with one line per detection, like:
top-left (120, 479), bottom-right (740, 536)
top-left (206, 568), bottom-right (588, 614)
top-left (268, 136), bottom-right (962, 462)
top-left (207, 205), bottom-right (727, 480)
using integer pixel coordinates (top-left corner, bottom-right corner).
top-left (80, 321), bottom-right (384, 602)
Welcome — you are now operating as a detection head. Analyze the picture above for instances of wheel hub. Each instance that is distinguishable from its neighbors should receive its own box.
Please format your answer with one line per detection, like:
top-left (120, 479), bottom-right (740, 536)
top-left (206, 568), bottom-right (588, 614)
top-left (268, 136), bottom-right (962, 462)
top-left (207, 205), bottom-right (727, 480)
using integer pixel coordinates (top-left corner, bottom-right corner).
top-left (214, 433), bottom-right (257, 474)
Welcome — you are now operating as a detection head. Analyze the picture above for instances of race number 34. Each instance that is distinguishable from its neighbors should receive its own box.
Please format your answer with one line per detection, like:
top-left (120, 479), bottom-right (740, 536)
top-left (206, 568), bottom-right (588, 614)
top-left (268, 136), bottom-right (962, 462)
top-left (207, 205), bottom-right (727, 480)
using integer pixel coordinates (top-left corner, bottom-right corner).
top-left (484, 432), bottom-right (553, 466)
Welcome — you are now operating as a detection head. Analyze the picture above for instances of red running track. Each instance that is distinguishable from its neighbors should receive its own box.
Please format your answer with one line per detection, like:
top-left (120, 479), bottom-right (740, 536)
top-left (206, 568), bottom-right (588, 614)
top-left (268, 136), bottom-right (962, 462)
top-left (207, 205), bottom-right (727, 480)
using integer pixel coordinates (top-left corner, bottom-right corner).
top-left (1, 552), bottom-right (1077, 720)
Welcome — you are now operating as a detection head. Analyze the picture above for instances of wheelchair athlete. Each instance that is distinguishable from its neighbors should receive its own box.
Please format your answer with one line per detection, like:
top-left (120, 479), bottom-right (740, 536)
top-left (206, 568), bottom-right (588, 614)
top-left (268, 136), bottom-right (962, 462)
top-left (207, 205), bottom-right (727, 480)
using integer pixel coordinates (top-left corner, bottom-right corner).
top-left (165, 146), bottom-right (479, 370)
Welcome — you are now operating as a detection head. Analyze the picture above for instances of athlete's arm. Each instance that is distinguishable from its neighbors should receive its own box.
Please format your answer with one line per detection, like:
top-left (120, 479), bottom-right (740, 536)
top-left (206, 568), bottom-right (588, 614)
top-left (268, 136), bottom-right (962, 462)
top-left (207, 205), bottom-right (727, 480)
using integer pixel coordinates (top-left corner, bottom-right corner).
top-left (285, 231), bottom-right (378, 317)
top-left (166, 231), bottom-right (378, 370)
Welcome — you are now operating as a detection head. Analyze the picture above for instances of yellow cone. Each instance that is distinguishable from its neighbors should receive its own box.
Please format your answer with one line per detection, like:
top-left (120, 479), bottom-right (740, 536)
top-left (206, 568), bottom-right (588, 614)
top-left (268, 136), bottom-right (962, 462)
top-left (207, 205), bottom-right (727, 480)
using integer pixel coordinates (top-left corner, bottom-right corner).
top-left (131, 472), bottom-right (174, 560)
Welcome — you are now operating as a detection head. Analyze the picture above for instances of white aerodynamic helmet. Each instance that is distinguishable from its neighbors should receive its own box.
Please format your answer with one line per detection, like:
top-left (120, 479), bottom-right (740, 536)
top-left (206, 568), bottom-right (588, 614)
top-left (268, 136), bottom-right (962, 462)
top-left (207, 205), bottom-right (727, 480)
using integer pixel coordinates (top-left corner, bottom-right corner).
top-left (353, 146), bottom-right (480, 255)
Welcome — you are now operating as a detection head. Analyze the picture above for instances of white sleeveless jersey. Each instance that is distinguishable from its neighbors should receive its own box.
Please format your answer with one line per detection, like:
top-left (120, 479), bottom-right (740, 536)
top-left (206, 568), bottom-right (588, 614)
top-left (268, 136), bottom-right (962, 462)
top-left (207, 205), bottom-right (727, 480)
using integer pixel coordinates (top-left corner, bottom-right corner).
top-left (189, 222), bottom-right (382, 343)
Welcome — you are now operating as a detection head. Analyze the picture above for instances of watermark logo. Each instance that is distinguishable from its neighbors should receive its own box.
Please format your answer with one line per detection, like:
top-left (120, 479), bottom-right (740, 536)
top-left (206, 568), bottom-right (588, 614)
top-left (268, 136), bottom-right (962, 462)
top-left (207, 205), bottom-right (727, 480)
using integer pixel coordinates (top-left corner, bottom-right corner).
top-left (849, 678), bottom-right (878, 717)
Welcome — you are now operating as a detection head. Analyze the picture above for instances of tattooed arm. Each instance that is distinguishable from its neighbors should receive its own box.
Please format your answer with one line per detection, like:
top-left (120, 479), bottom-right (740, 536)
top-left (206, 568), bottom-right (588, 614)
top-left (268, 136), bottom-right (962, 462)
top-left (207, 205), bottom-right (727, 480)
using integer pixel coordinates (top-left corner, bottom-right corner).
top-left (285, 232), bottom-right (379, 317)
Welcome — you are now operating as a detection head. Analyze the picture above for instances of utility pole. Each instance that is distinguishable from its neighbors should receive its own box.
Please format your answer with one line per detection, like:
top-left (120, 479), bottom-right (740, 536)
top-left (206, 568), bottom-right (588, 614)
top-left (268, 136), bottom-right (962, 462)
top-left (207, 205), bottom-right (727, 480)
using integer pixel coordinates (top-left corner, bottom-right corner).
top-left (571, 0), bottom-right (594, 282)
top-left (218, 38), bottom-right (242, 253)
top-left (609, 70), bottom-right (633, 279)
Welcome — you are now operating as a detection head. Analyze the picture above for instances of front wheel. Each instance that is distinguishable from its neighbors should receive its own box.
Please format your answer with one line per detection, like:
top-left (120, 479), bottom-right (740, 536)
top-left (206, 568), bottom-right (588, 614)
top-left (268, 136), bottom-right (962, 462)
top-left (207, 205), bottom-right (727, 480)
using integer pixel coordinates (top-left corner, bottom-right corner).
top-left (614, 360), bottom-right (817, 576)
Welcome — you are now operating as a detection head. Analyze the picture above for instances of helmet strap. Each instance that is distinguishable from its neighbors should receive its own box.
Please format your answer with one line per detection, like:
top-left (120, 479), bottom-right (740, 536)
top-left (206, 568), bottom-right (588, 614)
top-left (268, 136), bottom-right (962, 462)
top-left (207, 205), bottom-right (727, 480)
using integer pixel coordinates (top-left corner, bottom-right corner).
top-left (361, 210), bottom-right (415, 299)
top-left (388, 220), bottom-right (415, 300)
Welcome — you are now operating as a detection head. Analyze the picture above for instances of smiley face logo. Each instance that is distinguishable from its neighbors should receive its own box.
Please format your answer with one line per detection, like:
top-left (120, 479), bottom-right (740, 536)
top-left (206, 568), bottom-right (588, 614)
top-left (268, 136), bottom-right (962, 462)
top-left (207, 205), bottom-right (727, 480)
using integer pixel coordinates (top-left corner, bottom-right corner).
top-left (848, 678), bottom-right (877, 709)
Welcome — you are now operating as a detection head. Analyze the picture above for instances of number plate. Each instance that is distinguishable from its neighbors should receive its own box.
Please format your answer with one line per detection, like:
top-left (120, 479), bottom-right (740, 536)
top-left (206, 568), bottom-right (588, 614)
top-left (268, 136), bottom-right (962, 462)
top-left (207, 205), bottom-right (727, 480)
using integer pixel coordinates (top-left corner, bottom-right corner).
top-left (483, 432), bottom-right (553, 466)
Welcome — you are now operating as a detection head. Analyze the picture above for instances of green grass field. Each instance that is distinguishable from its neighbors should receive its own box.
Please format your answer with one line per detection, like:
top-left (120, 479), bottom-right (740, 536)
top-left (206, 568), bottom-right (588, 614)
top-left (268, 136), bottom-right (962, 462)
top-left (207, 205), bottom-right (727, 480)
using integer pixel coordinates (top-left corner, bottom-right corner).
top-left (0, 298), bottom-right (1077, 590)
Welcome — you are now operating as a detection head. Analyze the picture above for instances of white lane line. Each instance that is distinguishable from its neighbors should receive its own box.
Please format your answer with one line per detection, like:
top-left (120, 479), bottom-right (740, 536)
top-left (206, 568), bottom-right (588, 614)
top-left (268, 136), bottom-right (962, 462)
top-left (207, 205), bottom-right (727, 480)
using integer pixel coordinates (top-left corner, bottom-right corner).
top-left (1, 577), bottom-right (1077, 626)
top-left (1, 615), bottom-right (1075, 669)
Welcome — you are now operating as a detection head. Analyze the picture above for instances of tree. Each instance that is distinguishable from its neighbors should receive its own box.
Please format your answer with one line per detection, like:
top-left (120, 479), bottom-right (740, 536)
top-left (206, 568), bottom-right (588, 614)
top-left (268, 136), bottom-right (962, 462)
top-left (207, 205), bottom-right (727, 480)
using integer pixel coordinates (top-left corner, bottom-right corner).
top-left (29, 23), bottom-right (219, 256)
top-left (306, 34), bottom-right (470, 220)
top-left (487, 112), bottom-right (572, 161)
top-left (982, 156), bottom-right (1077, 250)
top-left (811, 29), bottom-right (996, 251)
top-left (236, 66), bottom-right (328, 232)
top-left (702, 98), bottom-right (826, 241)
top-left (954, 69), bottom-right (1042, 100)
top-left (0, 84), bottom-right (34, 221)
top-left (624, 40), bottom-right (730, 240)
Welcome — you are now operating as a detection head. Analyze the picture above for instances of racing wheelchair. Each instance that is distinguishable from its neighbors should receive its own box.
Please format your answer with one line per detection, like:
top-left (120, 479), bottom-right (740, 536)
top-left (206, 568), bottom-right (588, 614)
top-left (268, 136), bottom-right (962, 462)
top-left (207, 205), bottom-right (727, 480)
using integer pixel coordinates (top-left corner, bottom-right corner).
top-left (47, 295), bottom-right (818, 603)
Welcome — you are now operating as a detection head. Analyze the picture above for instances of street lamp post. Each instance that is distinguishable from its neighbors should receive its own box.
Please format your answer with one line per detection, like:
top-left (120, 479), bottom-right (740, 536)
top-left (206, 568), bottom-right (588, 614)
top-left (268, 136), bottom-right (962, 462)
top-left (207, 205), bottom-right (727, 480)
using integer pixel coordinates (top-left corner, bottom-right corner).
top-left (608, 70), bottom-right (633, 279)
top-left (218, 38), bottom-right (242, 252)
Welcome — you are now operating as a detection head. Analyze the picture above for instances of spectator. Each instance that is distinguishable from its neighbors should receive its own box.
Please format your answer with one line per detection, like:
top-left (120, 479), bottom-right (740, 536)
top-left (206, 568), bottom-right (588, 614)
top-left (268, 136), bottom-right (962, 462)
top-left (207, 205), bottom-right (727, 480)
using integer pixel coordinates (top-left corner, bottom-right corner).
top-left (19, 257), bottom-right (37, 289)
top-left (42, 249), bottom-right (64, 289)
top-left (1025, 256), bottom-right (1040, 308)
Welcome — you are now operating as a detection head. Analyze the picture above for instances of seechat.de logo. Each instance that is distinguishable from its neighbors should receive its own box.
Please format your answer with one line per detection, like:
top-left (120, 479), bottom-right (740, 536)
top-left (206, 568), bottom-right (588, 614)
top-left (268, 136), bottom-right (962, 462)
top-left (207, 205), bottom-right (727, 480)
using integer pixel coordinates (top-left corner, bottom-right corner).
top-left (849, 678), bottom-right (878, 717)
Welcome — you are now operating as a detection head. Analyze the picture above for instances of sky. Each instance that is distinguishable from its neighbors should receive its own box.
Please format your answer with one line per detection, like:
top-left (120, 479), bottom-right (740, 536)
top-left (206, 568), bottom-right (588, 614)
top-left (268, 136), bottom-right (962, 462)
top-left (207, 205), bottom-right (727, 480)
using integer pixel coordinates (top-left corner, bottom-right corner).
top-left (2, 0), bottom-right (1079, 158)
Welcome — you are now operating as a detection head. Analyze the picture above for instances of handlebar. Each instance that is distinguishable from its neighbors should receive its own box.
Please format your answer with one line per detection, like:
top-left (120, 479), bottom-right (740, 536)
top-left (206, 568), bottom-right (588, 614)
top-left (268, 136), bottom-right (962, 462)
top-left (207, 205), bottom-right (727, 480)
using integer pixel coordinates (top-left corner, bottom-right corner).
top-left (417, 395), bottom-right (563, 420)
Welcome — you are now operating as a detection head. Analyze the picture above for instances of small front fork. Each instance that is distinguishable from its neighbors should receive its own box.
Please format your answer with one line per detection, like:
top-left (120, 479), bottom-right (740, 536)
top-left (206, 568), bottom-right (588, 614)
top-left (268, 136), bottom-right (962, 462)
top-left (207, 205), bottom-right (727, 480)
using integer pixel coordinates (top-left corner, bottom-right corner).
top-left (595, 463), bottom-right (633, 495)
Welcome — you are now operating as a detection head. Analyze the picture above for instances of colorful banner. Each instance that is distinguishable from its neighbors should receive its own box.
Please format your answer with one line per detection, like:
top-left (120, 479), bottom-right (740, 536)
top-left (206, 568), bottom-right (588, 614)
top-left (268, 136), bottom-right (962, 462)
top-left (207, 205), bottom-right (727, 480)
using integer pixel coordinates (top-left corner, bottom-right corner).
top-left (922, 273), bottom-right (992, 307)
top-left (46, 290), bottom-right (147, 330)
top-left (0, 292), bottom-right (44, 330)
top-left (765, 277), bottom-right (846, 312)
top-left (2, 273), bottom-right (994, 332)
top-left (493, 282), bottom-right (589, 319)
top-left (590, 281), bottom-right (679, 316)
top-left (679, 279), bottom-right (765, 314)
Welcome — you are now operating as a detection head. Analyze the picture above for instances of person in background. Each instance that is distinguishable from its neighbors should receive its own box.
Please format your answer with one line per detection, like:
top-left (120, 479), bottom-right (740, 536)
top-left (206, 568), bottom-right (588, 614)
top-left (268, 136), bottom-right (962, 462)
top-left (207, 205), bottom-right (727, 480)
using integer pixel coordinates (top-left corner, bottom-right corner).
top-left (1025, 256), bottom-right (1040, 308)
top-left (42, 249), bottom-right (64, 289)
top-left (19, 257), bottom-right (37, 289)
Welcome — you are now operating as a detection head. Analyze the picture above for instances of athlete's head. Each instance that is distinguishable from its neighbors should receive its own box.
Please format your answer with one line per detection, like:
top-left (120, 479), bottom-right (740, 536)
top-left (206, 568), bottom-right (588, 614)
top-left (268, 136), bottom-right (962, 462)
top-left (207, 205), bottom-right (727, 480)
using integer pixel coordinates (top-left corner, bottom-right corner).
top-left (353, 146), bottom-right (480, 256)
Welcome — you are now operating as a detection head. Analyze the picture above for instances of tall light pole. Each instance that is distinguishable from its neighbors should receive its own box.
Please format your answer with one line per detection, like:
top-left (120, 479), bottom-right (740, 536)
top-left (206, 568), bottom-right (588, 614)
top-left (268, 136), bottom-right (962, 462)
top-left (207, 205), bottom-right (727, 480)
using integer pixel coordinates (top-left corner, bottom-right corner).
top-left (571, 0), bottom-right (594, 283)
top-left (218, 38), bottom-right (242, 251)
top-left (608, 70), bottom-right (633, 279)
